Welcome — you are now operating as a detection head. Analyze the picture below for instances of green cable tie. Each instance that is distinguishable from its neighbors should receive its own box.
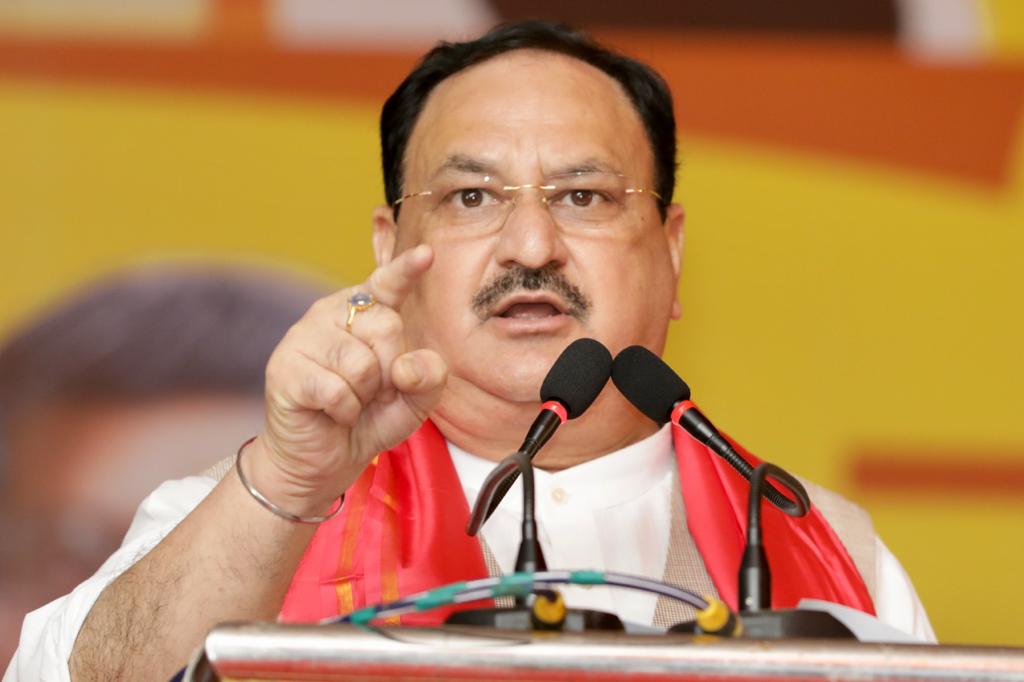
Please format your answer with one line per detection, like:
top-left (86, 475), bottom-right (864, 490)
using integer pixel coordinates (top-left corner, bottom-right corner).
top-left (494, 573), bottom-right (535, 598)
top-left (570, 570), bottom-right (605, 585)
top-left (348, 606), bottom-right (380, 624)
top-left (415, 582), bottom-right (467, 610)
top-left (502, 573), bottom-right (535, 586)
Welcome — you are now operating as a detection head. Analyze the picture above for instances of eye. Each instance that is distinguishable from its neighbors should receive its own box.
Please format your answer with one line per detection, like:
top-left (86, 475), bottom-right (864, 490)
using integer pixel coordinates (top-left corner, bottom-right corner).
top-left (552, 188), bottom-right (606, 209)
top-left (569, 189), bottom-right (595, 207)
top-left (458, 188), bottom-right (485, 208)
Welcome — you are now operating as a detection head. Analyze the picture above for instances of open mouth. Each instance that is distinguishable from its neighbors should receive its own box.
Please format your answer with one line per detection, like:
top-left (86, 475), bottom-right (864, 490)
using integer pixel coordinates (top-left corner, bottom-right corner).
top-left (498, 302), bottom-right (563, 319)
top-left (471, 266), bottom-right (591, 324)
top-left (494, 296), bottom-right (568, 320)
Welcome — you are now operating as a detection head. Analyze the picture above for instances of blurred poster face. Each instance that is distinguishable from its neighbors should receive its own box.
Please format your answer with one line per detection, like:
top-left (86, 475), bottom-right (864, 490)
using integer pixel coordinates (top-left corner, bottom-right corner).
top-left (0, 264), bottom-right (325, 662)
top-left (0, 394), bottom-right (264, 651)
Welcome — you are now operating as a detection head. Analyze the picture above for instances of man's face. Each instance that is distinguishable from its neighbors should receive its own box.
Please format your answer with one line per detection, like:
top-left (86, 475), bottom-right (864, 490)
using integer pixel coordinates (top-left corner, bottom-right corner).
top-left (376, 49), bottom-right (683, 404)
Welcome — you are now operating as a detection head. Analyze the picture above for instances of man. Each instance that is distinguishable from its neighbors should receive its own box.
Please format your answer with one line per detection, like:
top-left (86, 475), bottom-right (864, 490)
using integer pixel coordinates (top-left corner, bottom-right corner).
top-left (7, 21), bottom-right (932, 681)
top-left (0, 265), bottom-right (324, 665)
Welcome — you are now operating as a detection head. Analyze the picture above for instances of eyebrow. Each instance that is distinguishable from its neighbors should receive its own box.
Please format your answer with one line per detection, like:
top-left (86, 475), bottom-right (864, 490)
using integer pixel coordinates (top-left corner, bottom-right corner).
top-left (547, 158), bottom-right (617, 176)
top-left (435, 154), bottom-right (501, 177)
top-left (430, 155), bottom-right (621, 179)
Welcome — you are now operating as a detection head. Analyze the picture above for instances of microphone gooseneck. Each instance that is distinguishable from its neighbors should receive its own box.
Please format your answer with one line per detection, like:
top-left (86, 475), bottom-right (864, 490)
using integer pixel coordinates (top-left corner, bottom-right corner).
top-left (740, 463), bottom-right (809, 613)
top-left (517, 401), bottom-right (568, 462)
top-left (475, 337), bottom-right (613, 528)
top-left (510, 451), bottom-right (547, 578)
top-left (465, 456), bottom-right (521, 536)
top-left (611, 345), bottom-right (798, 515)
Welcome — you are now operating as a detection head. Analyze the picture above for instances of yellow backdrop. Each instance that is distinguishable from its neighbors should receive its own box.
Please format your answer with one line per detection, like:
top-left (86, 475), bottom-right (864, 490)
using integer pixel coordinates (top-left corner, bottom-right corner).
top-left (2, 2), bottom-right (1023, 645)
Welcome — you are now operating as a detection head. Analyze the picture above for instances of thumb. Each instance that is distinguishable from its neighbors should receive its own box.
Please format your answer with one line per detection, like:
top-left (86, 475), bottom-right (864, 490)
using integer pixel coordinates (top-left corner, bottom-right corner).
top-left (392, 349), bottom-right (448, 419)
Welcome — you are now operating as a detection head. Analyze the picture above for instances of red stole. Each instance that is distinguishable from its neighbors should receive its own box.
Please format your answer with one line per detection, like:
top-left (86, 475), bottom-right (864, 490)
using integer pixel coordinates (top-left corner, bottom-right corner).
top-left (280, 420), bottom-right (874, 623)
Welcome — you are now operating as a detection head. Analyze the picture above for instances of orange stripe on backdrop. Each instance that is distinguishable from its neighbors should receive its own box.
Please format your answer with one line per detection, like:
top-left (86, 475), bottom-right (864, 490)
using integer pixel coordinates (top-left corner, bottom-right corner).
top-left (0, 35), bottom-right (416, 105)
top-left (850, 452), bottom-right (1024, 498)
top-left (0, 31), bottom-right (1022, 187)
top-left (208, 0), bottom-right (272, 46)
top-left (596, 31), bottom-right (1024, 189)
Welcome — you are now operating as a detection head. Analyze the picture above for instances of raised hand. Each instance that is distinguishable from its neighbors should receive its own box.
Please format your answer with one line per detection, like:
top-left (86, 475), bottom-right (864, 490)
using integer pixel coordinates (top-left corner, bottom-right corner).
top-left (246, 244), bottom-right (447, 517)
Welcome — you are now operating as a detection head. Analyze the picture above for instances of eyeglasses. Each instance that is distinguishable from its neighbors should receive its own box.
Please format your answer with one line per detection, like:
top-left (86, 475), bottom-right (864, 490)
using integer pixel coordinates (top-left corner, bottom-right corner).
top-left (392, 171), bottom-right (663, 236)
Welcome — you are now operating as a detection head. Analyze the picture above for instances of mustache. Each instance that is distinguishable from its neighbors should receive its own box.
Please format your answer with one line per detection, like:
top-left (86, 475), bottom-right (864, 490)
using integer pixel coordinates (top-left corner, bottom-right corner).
top-left (472, 265), bottom-right (591, 321)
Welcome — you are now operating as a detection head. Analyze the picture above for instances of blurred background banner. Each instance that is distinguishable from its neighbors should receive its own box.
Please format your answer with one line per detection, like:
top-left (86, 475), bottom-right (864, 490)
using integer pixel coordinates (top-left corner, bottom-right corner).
top-left (1, 0), bottom-right (1022, 656)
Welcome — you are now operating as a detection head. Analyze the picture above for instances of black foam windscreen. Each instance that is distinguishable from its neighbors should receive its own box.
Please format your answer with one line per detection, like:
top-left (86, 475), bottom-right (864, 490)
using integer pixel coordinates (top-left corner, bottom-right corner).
top-left (611, 345), bottom-right (691, 424)
top-left (539, 338), bottom-right (613, 419)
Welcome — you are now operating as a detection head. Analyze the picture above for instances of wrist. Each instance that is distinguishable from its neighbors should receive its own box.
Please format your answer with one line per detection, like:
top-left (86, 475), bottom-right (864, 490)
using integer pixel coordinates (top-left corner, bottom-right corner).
top-left (240, 437), bottom-right (343, 521)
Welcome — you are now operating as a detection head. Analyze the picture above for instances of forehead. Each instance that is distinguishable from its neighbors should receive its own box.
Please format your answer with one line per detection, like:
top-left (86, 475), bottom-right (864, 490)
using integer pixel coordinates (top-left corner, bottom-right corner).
top-left (403, 50), bottom-right (653, 184)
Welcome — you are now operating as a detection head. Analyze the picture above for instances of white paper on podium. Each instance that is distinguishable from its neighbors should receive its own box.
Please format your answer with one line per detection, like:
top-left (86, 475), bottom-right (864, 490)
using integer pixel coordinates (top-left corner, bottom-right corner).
top-left (796, 599), bottom-right (931, 644)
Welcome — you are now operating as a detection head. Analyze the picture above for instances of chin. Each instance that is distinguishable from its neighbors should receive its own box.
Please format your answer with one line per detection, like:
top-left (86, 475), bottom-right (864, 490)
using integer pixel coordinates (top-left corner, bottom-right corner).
top-left (438, 324), bottom-right (590, 404)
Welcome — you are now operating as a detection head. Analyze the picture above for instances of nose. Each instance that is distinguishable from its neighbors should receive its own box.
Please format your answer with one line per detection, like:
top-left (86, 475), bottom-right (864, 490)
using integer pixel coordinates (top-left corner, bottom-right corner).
top-left (492, 191), bottom-right (569, 271)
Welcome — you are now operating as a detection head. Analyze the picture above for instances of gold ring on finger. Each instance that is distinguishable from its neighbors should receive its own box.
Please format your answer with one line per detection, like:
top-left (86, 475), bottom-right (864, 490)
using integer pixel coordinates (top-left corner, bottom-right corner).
top-left (345, 292), bottom-right (376, 332)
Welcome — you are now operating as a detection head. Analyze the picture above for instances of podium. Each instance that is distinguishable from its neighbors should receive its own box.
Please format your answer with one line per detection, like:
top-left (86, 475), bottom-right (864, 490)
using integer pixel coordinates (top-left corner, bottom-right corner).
top-left (189, 622), bottom-right (1024, 681)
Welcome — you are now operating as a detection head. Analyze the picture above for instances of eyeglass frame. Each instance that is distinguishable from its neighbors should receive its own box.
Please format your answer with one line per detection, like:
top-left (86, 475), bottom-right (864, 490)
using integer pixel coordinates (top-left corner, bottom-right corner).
top-left (390, 171), bottom-right (665, 230)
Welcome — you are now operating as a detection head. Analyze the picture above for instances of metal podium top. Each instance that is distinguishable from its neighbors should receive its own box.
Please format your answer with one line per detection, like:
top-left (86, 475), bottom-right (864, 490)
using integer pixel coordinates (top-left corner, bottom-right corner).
top-left (199, 622), bottom-right (1024, 682)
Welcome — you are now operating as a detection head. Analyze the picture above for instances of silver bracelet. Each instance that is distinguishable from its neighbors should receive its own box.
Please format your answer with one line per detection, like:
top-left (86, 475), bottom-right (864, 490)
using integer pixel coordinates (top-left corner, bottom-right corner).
top-left (235, 437), bottom-right (344, 524)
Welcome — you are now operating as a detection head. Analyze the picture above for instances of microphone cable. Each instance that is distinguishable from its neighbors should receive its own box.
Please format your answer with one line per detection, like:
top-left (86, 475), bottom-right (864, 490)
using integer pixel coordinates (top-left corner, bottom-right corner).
top-left (324, 569), bottom-right (738, 636)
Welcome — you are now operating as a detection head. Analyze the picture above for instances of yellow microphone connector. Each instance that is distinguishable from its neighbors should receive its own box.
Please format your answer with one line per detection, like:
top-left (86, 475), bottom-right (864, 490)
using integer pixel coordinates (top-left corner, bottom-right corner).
top-left (531, 590), bottom-right (567, 630)
top-left (695, 597), bottom-right (742, 637)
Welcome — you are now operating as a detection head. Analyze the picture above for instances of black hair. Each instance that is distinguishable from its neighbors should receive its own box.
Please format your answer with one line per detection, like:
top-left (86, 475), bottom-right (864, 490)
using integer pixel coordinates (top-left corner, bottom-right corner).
top-left (380, 20), bottom-right (677, 220)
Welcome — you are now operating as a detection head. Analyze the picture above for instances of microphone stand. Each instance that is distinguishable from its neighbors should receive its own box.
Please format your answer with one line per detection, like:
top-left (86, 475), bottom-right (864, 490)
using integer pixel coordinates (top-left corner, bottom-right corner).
top-left (448, 452), bottom-right (623, 631)
top-left (509, 452), bottom-right (546, 579)
top-left (672, 462), bottom-right (855, 639)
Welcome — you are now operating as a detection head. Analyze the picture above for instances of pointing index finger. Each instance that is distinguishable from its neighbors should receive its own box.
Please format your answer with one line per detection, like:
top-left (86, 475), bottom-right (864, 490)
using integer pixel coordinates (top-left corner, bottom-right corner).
top-left (366, 244), bottom-right (433, 309)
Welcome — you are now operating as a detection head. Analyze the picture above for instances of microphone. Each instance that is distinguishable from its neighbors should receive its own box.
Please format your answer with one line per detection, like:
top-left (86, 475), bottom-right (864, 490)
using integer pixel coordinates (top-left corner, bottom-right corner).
top-left (469, 337), bottom-right (613, 533)
top-left (727, 463), bottom-right (852, 638)
top-left (451, 337), bottom-right (625, 633)
top-left (668, 460), bottom-right (854, 639)
top-left (611, 345), bottom-right (797, 514)
top-left (524, 337), bottom-right (614, 456)
top-left (615, 348), bottom-right (857, 640)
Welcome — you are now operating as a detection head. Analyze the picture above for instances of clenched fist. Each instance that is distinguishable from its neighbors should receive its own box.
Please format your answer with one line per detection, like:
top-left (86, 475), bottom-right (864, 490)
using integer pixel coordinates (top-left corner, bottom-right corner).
top-left (243, 244), bottom-right (447, 517)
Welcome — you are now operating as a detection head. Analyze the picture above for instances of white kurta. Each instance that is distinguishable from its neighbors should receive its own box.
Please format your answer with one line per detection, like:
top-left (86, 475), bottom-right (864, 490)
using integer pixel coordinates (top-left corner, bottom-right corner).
top-left (4, 426), bottom-right (935, 681)
top-left (451, 425), bottom-right (934, 640)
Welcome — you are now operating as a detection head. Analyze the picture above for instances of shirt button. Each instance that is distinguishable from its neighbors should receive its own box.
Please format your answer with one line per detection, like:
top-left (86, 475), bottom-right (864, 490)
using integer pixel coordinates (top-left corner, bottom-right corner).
top-left (551, 487), bottom-right (568, 504)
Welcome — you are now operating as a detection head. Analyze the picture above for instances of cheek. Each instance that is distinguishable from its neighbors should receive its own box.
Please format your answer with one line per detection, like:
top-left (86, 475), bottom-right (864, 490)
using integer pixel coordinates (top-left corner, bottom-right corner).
top-left (573, 237), bottom-right (676, 339)
top-left (575, 231), bottom-right (671, 295)
top-left (402, 241), bottom-right (490, 341)
top-left (426, 239), bottom-right (492, 296)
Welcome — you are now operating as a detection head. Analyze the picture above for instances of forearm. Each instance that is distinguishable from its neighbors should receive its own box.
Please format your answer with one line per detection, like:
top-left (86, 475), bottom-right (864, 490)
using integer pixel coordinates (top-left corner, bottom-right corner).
top-left (69, 459), bottom-right (320, 681)
top-left (67, 250), bottom-right (444, 680)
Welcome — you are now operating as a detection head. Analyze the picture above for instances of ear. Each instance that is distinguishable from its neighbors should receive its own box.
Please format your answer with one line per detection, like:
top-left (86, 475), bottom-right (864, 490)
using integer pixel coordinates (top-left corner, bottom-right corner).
top-left (663, 202), bottom-right (685, 320)
top-left (372, 205), bottom-right (398, 267)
